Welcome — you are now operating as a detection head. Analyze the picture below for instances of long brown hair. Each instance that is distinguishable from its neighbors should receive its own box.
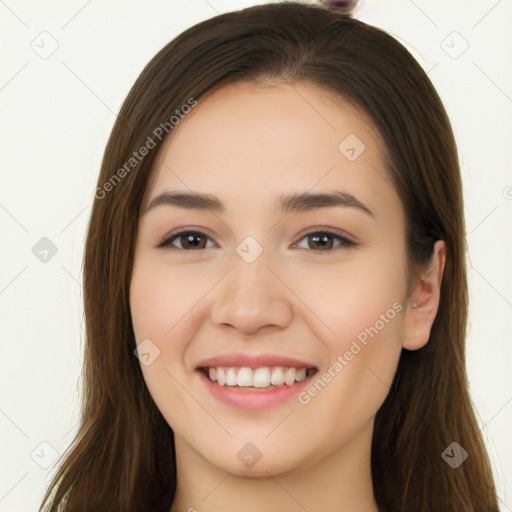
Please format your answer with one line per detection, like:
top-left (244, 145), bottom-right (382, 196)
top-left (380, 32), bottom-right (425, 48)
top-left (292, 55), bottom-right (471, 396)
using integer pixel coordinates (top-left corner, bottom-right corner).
top-left (39, 2), bottom-right (499, 510)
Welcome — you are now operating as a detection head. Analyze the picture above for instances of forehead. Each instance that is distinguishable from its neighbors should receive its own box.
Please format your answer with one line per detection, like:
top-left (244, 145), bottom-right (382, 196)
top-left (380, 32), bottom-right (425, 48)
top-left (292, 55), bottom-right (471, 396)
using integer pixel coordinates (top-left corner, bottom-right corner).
top-left (145, 81), bottom-right (394, 218)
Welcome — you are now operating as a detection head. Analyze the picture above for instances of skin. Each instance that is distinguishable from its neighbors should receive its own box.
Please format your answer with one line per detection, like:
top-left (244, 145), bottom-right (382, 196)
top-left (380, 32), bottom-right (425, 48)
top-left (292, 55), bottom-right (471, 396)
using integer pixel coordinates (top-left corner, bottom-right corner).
top-left (129, 81), bottom-right (445, 512)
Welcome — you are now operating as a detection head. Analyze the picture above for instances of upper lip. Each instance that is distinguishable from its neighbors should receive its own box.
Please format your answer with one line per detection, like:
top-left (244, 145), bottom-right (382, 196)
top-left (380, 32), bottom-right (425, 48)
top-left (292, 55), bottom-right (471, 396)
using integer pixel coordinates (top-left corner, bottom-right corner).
top-left (195, 352), bottom-right (318, 370)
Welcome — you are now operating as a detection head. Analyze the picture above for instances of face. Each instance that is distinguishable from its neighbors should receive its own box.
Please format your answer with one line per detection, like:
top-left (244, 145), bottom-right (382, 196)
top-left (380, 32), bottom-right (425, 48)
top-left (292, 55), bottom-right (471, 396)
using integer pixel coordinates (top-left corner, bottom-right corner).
top-left (129, 81), bottom-right (411, 476)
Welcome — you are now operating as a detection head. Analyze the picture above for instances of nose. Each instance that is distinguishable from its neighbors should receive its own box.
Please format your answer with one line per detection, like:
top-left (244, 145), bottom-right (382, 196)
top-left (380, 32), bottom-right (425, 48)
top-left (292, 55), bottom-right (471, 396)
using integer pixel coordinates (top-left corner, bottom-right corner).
top-left (210, 250), bottom-right (294, 336)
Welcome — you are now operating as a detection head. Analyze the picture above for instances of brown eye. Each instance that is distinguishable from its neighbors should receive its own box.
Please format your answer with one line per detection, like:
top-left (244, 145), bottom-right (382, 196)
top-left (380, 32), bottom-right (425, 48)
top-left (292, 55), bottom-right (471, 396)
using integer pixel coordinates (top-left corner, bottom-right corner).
top-left (295, 231), bottom-right (356, 252)
top-left (158, 229), bottom-right (356, 252)
top-left (307, 233), bottom-right (334, 250)
top-left (158, 230), bottom-right (214, 250)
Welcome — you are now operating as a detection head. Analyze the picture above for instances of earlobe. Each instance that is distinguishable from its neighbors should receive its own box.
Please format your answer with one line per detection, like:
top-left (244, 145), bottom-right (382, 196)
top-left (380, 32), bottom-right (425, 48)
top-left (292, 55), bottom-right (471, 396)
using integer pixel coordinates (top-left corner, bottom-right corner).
top-left (401, 240), bottom-right (446, 351)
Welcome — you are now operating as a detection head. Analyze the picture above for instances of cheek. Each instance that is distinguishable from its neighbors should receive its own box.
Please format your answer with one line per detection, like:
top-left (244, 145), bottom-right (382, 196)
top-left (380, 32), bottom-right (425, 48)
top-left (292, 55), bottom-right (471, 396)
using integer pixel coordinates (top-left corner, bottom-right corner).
top-left (130, 253), bottom-right (201, 335)
top-left (294, 248), bottom-right (406, 428)
top-left (296, 302), bottom-right (403, 452)
top-left (293, 245), bottom-right (407, 344)
top-left (129, 260), bottom-right (200, 431)
top-left (129, 259), bottom-right (194, 372)
top-left (130, 265), bottom-right (172, 340)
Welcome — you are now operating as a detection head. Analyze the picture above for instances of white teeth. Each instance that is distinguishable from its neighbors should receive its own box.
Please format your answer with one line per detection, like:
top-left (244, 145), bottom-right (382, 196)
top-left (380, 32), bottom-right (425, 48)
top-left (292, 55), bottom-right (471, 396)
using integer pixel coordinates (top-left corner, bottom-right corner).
top-left (270, 366), bottom-right (285, 386)
top-left (253, 367), bottom-right (271, 388)
top-left (204, 365), bottom-right (314, 388)
top-left (216, 367), bottom-right (226, 386)
top-left (284, 367), bottom-right (296, 386)
top-left (295, 367), bottom-right (306, 382)
top-left (237, 367), bottom-right (253, 387)
top-left (226, 367), bottom-right (238, 386)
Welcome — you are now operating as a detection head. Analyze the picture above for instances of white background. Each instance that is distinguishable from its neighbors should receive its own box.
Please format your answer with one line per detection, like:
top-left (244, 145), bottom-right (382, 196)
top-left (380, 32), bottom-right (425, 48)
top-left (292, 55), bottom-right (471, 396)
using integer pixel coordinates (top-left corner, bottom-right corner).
top-left (0, 1), bottom-right (511, 510)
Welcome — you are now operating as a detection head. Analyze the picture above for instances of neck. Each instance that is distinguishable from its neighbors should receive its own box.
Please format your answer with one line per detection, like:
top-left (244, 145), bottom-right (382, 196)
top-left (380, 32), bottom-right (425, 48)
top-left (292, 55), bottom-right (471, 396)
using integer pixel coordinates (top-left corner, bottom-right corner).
top-left (171, 417), bottom-right (379, 512)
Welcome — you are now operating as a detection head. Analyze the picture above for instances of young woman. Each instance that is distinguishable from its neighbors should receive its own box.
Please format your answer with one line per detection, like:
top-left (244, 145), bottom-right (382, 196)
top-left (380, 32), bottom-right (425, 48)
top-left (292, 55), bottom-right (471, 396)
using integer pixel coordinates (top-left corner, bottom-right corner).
top-left (39, 2), bottom-right (500, 511)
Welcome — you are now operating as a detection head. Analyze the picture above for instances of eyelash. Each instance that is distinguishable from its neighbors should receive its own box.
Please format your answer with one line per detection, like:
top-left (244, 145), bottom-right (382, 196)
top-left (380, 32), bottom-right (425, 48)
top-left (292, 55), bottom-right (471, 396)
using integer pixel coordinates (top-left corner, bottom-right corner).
top-left (157, 228), bottom-right (356, 253)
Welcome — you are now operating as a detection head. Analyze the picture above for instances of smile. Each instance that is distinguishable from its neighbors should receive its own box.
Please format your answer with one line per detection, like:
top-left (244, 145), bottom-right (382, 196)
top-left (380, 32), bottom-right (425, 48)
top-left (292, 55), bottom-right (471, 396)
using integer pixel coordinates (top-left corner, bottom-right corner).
top-left (197, 365), bottom-right (319, 411)
top-left (201, 366), bottom-right (317, 390)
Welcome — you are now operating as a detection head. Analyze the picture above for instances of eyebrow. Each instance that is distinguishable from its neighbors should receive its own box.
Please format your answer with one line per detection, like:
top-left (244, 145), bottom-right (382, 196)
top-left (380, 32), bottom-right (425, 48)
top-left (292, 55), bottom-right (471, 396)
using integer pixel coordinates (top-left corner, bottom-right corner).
top-left (144, 189), bottom-right (376, 218)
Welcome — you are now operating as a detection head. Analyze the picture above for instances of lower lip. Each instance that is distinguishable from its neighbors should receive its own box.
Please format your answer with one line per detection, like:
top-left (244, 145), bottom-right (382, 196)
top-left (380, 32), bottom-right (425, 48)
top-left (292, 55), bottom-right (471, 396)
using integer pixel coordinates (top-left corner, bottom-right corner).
top-left (197, 369), bottom-right (316, 411)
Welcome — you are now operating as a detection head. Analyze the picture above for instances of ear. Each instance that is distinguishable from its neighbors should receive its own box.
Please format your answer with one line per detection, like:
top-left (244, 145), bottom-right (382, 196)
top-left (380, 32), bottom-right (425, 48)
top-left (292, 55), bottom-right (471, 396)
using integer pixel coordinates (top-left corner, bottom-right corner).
top-left (401, 240), bottom-right (446, 351)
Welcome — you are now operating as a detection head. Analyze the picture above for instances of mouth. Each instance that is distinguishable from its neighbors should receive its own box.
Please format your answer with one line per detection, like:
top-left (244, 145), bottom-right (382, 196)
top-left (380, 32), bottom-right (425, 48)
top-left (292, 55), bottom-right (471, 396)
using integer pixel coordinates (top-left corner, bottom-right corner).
top-left (197, 365), bottom-right (318, 391)
top-left (194, 352), bottom-right (319, 409)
